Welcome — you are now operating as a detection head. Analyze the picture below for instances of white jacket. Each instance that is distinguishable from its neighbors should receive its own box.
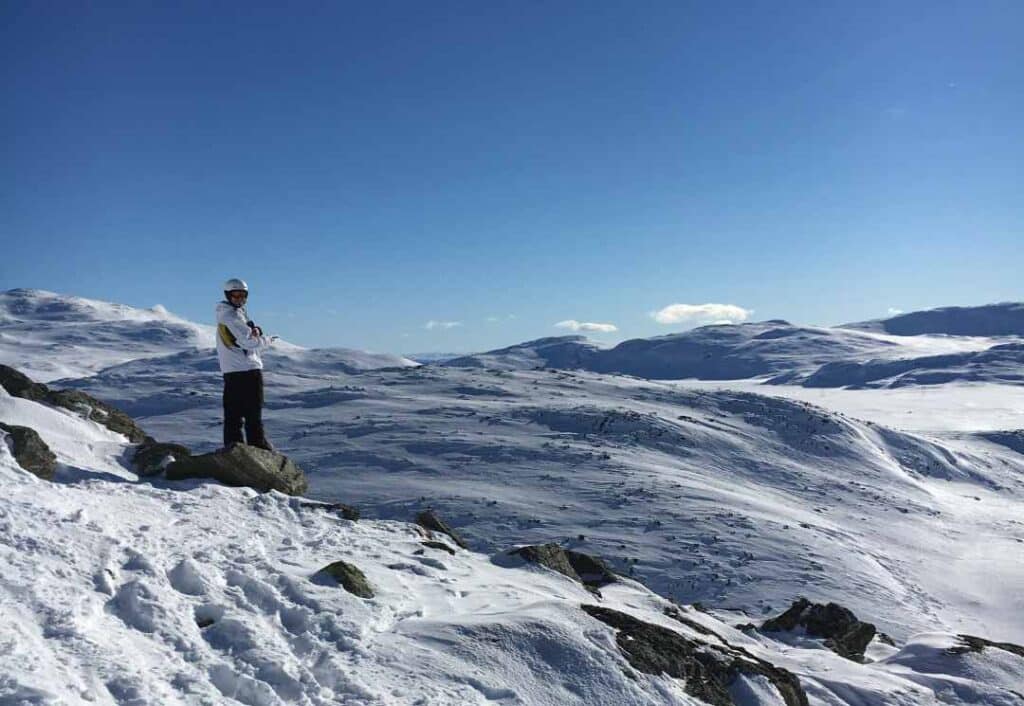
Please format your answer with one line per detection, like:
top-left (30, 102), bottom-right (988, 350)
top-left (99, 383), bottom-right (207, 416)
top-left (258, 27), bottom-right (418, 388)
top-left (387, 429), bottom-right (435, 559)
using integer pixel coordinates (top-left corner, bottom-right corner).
top-left (215, 301), bottom-right (271, 374)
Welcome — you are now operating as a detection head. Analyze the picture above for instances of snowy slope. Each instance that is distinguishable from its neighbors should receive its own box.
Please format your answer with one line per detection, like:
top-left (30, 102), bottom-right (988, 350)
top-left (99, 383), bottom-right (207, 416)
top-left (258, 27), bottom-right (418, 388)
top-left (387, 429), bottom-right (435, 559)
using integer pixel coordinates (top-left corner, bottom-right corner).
top-left (443, 321), bottom-right (999, 382)
top-left (64, 359), bottom-right (1024, 648)
top-left (0, 289), bottom-right (216, 382)
top-left (3, 386), bottom-right (1024, 705)
top-left (0, 289), bottom-right (417, 385)
top-left (845, 302), bottom-right (1024, 336)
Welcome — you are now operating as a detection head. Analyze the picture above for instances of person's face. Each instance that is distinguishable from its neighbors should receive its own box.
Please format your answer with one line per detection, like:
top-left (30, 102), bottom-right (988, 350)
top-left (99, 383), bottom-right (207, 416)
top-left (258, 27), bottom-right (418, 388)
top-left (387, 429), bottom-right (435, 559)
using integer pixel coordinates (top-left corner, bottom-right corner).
top-left (229, 290), bottom-right (248, 305)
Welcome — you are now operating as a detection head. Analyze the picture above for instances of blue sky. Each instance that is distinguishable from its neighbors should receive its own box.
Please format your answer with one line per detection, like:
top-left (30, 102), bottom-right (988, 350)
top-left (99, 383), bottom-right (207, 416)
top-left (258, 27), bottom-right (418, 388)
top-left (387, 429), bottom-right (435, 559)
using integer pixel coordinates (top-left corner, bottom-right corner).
top-left (3, 1), bottom-right (1021, 352)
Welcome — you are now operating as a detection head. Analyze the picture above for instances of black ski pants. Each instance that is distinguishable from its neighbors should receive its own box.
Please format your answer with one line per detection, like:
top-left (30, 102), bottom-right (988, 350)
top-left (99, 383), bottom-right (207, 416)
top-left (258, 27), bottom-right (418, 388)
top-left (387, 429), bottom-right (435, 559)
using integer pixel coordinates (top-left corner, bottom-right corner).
top-left (222, 369), bottom-right (270, 449)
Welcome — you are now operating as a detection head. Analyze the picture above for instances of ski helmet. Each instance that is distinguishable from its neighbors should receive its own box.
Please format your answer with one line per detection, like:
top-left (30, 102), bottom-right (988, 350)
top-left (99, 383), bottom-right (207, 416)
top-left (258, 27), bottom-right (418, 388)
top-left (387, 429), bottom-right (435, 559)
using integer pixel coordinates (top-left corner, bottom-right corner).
top-left (223, 278), bottom-right (248, 293)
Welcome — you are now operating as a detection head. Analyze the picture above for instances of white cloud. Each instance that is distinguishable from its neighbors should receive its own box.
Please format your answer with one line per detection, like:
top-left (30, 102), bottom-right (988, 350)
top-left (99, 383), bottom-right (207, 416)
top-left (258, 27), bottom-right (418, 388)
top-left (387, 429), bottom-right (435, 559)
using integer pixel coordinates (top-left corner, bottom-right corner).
top-left (650, 303), bottom-right (752, 326)
top-left (424, 320), bottom-right (462, 330)
top-left (554, 319), bottom-right (618, 333)
top-left (485, 314), bottom-right (517, 323)
top-left (887, 307), bottom-right (904, 316)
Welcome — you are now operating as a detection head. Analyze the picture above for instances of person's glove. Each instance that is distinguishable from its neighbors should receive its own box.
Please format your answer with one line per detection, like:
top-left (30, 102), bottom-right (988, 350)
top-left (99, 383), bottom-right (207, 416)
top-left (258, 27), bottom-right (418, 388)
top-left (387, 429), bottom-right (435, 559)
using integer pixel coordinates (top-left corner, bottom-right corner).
top-left (247, 321), bottom-right (264, 337)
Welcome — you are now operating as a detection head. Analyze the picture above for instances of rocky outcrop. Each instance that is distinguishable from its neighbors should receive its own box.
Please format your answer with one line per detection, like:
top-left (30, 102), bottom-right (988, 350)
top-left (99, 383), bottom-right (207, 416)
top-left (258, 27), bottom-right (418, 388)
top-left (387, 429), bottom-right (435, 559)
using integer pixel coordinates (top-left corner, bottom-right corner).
top-left (0, 422), bottom-right (58, 480)
top-left (583, 605), bottom-right (808, 706)
top-left (315, 560), bottom-right (374, 598)
top-left (131, 439), bottom-right (193, 477)
top-left (415, 510), bottom-right (468, 549)
top-left (0, 364), bottom-right (147, 442)
top-left (294, 500), bottom-right (360, 521)
top-left (761, 598), bottom-right (876, 661)
top-left (165, 444), bottom-right (309, 496)
top-left (511, 543), bottom-right (617, 589)
top-left (950, 634), bottom-right (1024, 658)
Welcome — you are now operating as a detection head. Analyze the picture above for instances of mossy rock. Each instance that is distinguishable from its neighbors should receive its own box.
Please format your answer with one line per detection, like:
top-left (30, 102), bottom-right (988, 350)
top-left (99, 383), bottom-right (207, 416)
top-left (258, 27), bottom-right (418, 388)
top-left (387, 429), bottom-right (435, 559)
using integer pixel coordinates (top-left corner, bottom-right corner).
top-left (166, 444), bottom-right (308, 496)
top-left (0, 364), bottom-right (48, 401)
top-left (316, 560), bottom-right (374, 598)
top-left (0, 422), bottom-right (57, 480)
top-left (132, 439), bottom-right (193, 477)
top-left (415, 509), bottom-right (468, 549)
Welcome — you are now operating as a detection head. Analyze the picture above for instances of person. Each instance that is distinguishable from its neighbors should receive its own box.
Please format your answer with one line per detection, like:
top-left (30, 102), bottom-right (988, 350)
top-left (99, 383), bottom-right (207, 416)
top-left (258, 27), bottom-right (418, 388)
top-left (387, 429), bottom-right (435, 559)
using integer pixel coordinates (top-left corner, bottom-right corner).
top-left (216, 278), bottom-right (275, 451)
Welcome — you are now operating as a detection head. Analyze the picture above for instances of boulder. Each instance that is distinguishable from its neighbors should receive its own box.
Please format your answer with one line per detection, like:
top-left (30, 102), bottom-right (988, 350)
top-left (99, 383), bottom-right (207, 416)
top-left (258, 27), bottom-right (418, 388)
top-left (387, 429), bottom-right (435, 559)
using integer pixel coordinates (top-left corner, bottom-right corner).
top-left (165, 444), bottom-right (309, 496)
top-left (132, 439), bottom-right (193, 477)
top-left (315, 560), bottom-right (374, 598)
top-left (294, 499), bottom-right (360, 521)
top-left (0, 422), bottom-right (58, 480)
top-left (0, 364), bottom-right (48, 401)
top-left (0, 364), bottom-right (147, 442)
top-left (44, 389), bottom-right (148, 443)
top-left (761, 598), bottom-right (876, 661)
top-left (415, 510), bottom-right (468, 549)
top-left (583, 605), bottom-right (808, 706)
top-left (510, 544), bottom-right (617, 590)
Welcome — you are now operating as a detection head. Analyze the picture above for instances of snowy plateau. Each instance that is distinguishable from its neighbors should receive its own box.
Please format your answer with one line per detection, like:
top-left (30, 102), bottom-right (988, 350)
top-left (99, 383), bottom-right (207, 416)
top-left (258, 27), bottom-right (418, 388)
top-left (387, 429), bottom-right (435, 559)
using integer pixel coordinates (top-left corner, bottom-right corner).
top-left (1, 287), bottom-right (1023, 706)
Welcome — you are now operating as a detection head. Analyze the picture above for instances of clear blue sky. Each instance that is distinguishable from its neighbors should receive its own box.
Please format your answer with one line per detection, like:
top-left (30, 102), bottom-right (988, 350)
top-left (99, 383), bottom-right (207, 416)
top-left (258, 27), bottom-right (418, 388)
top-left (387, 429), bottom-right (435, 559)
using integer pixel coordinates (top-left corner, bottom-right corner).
top-left (3, 1), bottom-right (1021, 352)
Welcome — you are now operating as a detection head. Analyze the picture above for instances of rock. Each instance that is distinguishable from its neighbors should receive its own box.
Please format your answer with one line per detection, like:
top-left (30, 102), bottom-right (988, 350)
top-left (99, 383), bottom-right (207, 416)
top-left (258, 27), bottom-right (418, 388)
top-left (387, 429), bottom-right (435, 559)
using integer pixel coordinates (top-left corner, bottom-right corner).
top-left (512, 543), bottom-right (580, 582)
top-left (0, 364), bottom-right (148, 442)
top-left (950, 634), bottom-right (1024, 658)
top-left (315, 560), bottom-right (374, 598)
top-left (294, 500), bottom-right (360, 521)
top-left (583, 605), bottom-right (808, 706)
top-left (44, 389), bottom-right (148, 443)
top-left (132, 439), bottom-right (192, 477)
top-left (0, 364), bottom-right (48, 401)
top-left (510, 544), bottom-right (618, 590)
top-left (422, 540), bottom-right (456, 555)
top-left (415, 510), bottom-right (468, 549)
top-left (761, 598), bottom-right (876, 661)
top-left (0, 422), bottom-right (58, 480)
top-left (165, 444), bottom-right (309, 496)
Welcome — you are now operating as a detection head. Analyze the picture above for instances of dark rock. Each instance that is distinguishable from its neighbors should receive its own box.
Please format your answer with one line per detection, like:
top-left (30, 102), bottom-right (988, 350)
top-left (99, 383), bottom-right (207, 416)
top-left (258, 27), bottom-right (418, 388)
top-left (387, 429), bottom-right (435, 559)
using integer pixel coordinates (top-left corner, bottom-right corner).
top-left (761, 598), bottom-right (876, 661)
top-left (0, 423), bottom-right (57, 480)
top-left (0, 365), bottom-right (148, 442)
top-left (415, 510), bottom-right (468, 549)
top-left (422, 540), bottom-right (456, 555)
top-left (0, 364), bottom-right (48, 401)
top-left (295, 500), bottom-right (360, 521)
top-left (166, 444), bottom-right (309, 496)
top-left (43, 389), bottom-right (148, 443)
top-left (583, 605), bottom-right (808, 706)
top-left (565, 549), bottom-right (617, 588)
top-left (132, 439), bottom-right (192, 477)
top-left (510, 544), bottom-right (618, 590)
top-left (512, 544), bottom-right (581, 583)
top-left (315, 560), bottom-right (374, 598)
top-left (950, 634), bottom-right (1024, 658)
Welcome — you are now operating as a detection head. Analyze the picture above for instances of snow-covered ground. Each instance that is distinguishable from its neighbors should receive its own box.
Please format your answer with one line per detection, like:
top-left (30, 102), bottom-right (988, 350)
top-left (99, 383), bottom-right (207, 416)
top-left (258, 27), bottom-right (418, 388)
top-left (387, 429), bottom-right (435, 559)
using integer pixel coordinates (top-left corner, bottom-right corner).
top-left (2, 289), bottom-right (1024, 704)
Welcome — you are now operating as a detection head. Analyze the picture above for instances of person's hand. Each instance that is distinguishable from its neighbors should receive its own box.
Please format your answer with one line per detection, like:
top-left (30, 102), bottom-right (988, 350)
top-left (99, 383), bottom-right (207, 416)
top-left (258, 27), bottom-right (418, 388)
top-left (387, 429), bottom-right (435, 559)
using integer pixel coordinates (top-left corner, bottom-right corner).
top-left (250, 324), bottom-right (264, 336)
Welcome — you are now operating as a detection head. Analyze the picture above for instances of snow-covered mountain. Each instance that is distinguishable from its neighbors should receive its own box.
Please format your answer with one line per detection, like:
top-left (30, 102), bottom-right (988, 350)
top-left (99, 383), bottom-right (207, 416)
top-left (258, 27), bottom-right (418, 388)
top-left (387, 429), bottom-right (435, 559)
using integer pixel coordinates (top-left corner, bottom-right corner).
top-left (444, 319), bottom-right (1000, 381)
top-left (0, 289), bottom-right (418, 385)
top-left (845, 302), bottom-right (1024, 336)
top-left (3, 290), bottom-right (1024, 704)
top-left (4, 369), bottom-right (1024, 705)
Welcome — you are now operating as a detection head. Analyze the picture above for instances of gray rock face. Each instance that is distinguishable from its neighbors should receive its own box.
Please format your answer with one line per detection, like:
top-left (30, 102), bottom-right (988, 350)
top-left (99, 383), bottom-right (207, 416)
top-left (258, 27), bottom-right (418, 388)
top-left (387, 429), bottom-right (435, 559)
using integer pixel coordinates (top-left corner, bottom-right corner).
top-left (761, 598), bottom-right (876, 661)
top-left (415, 510), bottom-right (468, 549)
top-left (583, 605), bottom-right (808, 706)
top-left (132, 439), bottom-right (193, 477)
top-left (0, 422), bottom-right (58, 480)
top-left (950, 634), bottom-right (1024, 658)
top-left (511, 544), bottom-right (617, 589)
top-left (315, 560), bottom-right (374, 598)
top-left (165, 444), bottom-right (309, 496)
top-left (0, 364), bottom-right (147, 442)
top-left (0, 364), bottom-right (48, 401)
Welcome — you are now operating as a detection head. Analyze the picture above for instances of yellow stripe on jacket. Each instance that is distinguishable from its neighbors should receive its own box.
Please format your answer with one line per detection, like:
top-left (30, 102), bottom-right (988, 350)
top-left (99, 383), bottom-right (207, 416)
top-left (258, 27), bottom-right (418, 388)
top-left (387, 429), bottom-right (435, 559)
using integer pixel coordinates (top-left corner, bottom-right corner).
top-left (218, 323), bottom-right (239, 349)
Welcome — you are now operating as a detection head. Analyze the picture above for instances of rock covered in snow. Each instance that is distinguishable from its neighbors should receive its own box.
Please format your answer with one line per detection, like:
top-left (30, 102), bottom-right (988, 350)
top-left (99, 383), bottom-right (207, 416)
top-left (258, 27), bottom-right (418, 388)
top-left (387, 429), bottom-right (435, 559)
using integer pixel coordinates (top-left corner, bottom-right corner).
top-left (132, 439), bottom-right (193, 477)
top-left (762, 598), bottom-right (877, 661)
top-left (0, 422), bottom-right (57, 480)
top-left (415, 509), bottom-right (469, 549)
top-left (165, 443), bottom-right (309, 495)
top-left (314, 560), bottom-right (374, 598)
top-left (509, 543), bottom-right (618, 590)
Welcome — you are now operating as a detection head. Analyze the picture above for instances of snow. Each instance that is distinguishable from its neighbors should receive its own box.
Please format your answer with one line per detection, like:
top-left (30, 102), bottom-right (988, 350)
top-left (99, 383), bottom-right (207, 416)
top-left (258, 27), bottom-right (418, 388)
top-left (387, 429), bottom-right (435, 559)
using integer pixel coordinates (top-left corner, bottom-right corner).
top-left (3, 289), bottom-right (1024, 704)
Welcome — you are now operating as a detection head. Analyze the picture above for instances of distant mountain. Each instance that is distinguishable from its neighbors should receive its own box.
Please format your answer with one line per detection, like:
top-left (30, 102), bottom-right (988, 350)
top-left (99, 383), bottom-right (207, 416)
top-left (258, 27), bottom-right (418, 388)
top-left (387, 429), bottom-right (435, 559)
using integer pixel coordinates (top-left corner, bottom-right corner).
top-left (0, 288), bottom-right (215, 381)
top-left (443, 322), bottom-right (904, 380)
top-left (0, 289), bottom-right (417, 383)
top-left (441, 335), bottom-right (604, 371)
top-left (844, 302), bottom-right (1024, 336)
top-left (772, 342), bottom-right (1024, 388)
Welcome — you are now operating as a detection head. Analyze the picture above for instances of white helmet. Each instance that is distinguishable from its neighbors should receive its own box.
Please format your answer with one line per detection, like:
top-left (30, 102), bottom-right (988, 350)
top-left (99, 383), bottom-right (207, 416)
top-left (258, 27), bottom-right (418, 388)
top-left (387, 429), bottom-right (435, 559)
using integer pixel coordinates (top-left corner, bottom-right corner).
top-left (223, 278), bottom-right (248, 293)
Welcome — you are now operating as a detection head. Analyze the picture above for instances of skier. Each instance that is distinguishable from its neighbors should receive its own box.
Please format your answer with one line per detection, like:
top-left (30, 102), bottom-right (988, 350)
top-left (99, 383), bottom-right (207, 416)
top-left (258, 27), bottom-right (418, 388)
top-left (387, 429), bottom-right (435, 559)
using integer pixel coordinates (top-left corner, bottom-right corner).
top-left (216, 278), bottom-right (275, 451)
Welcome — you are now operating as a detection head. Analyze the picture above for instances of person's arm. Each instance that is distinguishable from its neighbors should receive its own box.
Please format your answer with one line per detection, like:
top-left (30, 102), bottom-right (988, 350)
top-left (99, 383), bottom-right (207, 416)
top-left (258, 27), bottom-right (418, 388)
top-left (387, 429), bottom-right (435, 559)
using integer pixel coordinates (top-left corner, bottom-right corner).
top-left (218, 306), bottom-right (268, 351)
